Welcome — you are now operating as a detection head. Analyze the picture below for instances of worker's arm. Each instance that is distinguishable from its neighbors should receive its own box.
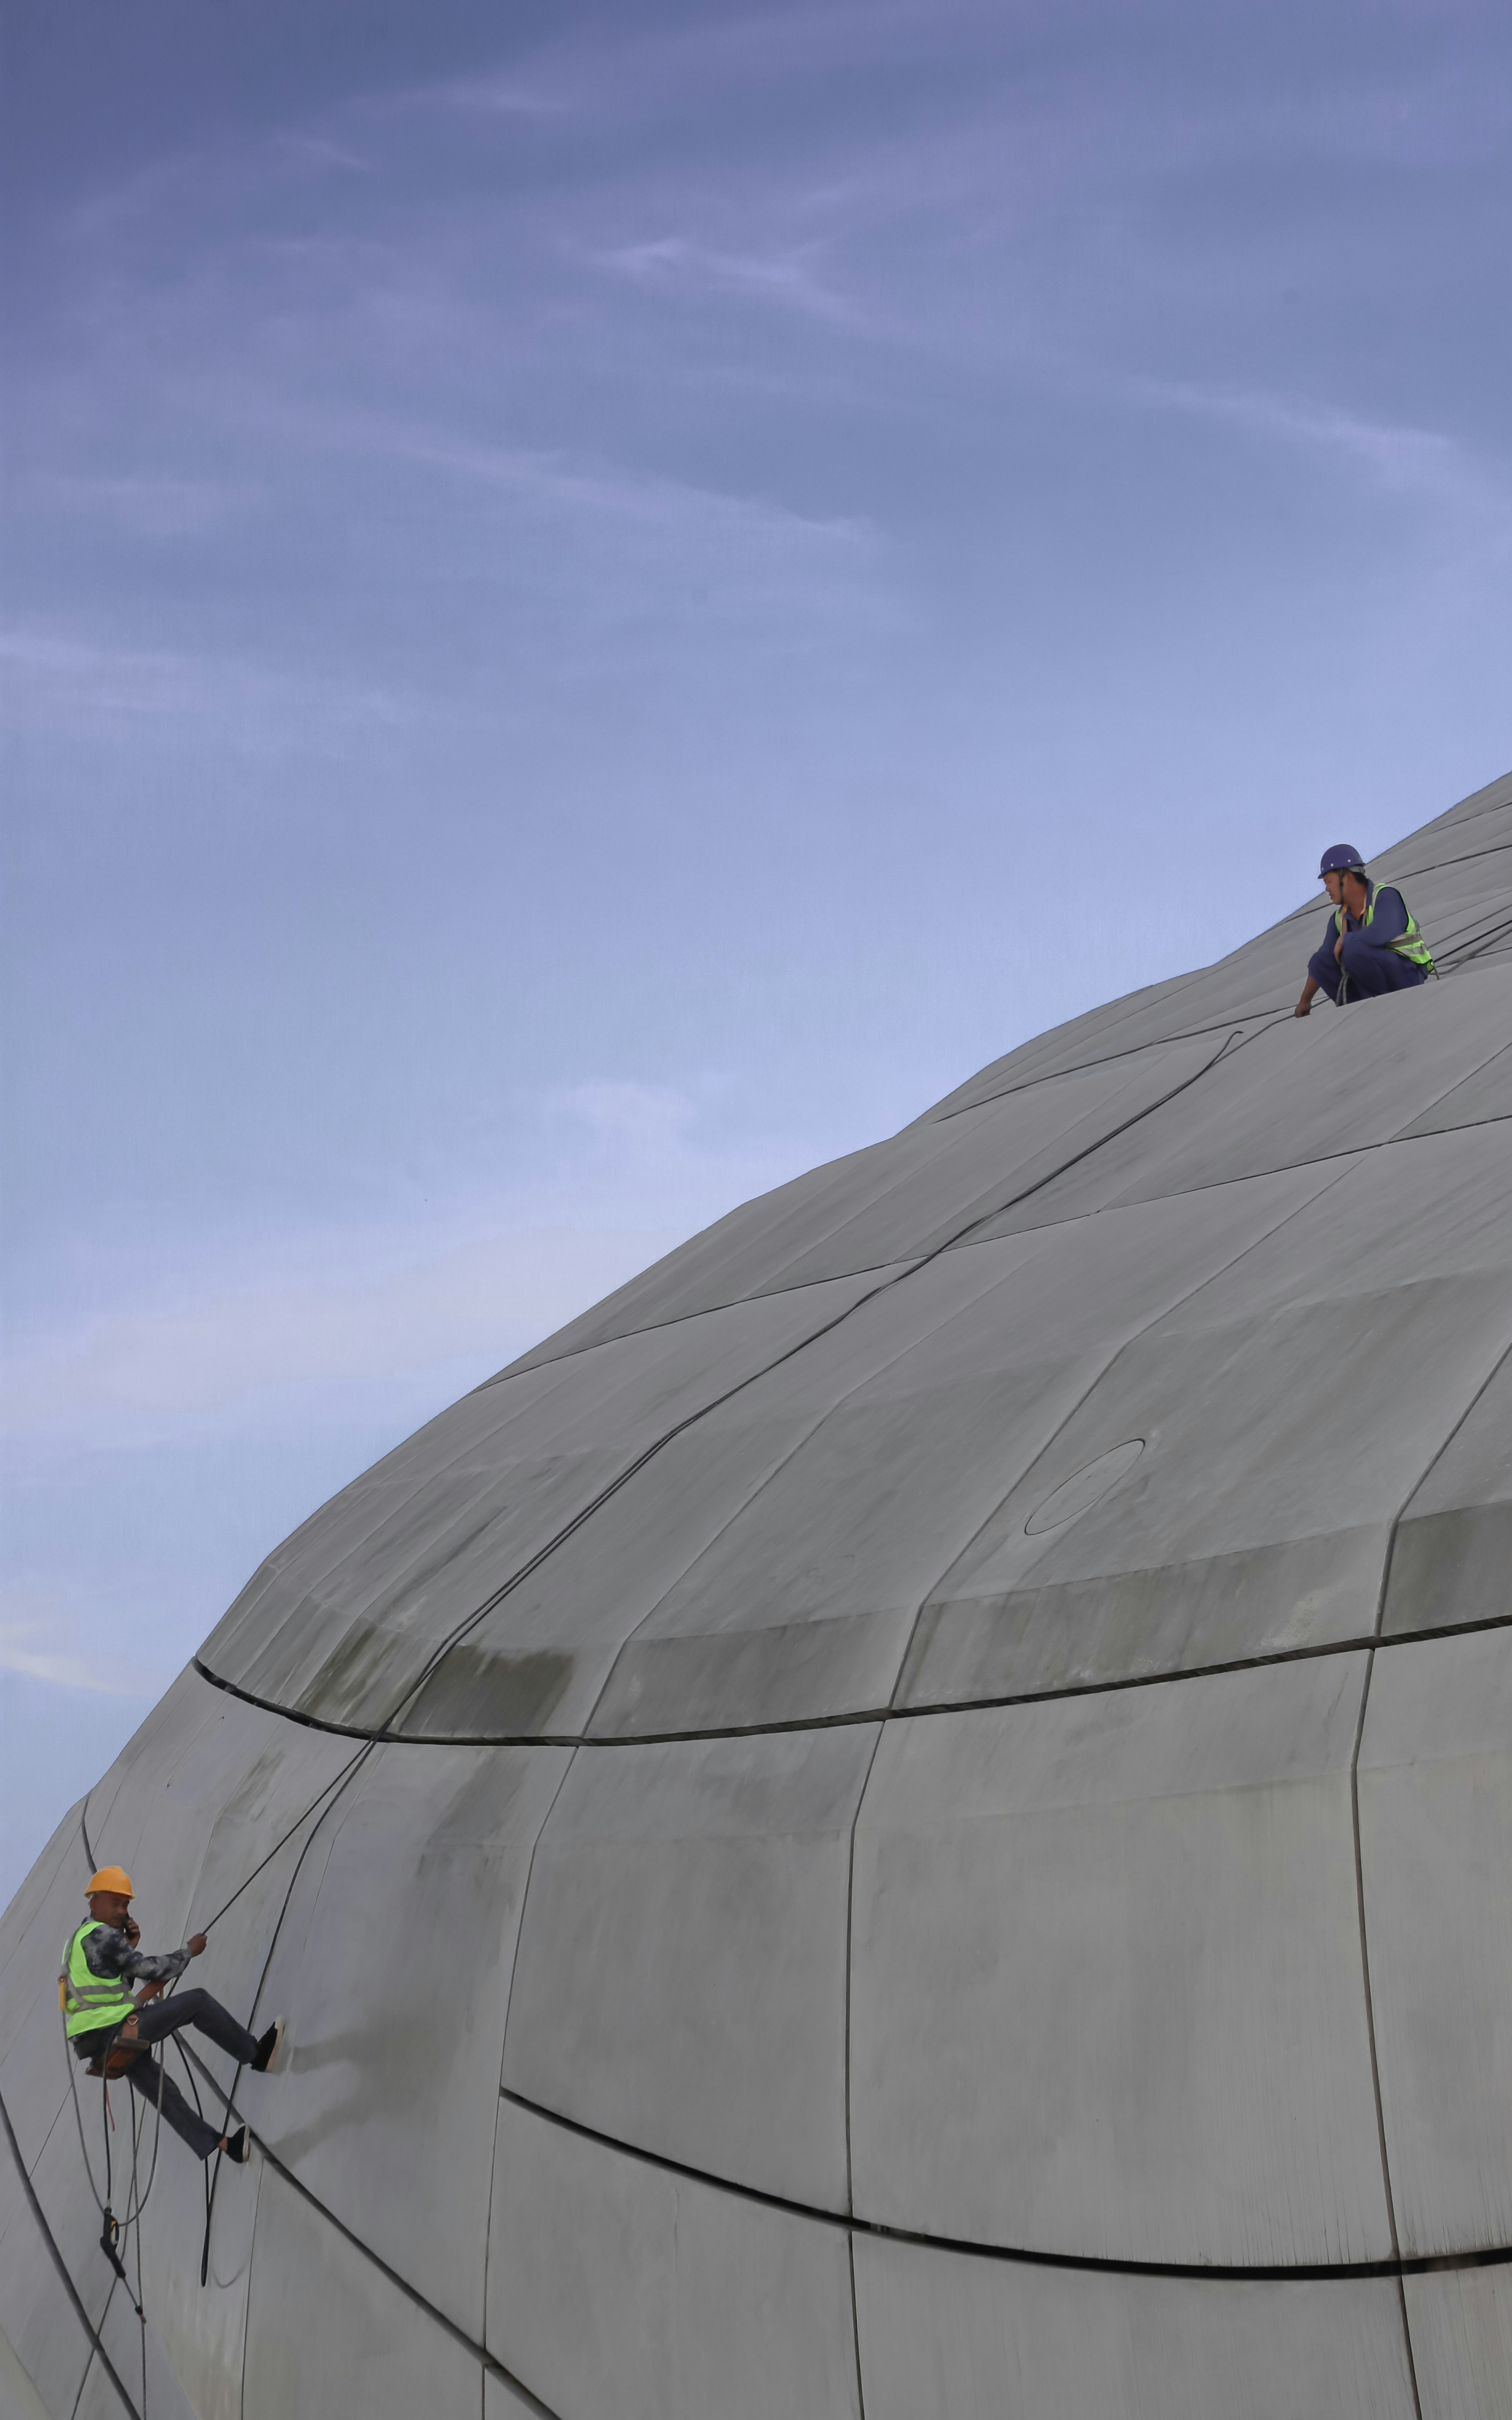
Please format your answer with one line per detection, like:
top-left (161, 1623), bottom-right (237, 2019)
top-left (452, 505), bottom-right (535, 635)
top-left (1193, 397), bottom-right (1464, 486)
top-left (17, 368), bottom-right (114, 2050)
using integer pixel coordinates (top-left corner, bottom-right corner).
top-left (1295, 976), bottom-right (1322, 1017)
top-left (82, 1926), bottom-right (194, 1990)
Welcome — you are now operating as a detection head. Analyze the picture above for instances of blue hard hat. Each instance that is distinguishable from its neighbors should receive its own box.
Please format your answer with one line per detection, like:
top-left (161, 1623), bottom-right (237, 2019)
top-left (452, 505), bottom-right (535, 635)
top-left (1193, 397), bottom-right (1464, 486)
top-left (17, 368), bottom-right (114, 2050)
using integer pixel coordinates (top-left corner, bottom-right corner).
top-left (1319, 844), bottom-right (1365, 878)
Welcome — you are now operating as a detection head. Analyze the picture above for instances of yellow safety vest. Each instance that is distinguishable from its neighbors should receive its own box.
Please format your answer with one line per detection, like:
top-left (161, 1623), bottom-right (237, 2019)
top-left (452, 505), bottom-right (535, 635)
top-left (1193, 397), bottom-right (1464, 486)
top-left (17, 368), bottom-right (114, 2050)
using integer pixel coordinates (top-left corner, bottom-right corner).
top-left (1334, 884), bottom-right (1435, 971)
top-left (61, 1921), bottom-right (137, 2038)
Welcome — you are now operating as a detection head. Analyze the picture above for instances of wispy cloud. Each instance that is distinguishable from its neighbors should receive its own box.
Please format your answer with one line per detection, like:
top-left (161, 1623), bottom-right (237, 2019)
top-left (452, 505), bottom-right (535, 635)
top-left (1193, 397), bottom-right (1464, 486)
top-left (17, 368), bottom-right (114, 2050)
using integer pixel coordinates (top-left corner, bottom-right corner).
top-left (0, 1225), bottom-right (679, 1440)
top-left (0, 1081), bottom-right (814, 1445)
top-left (22, 470), bottom-right (244, 536)
top-left (591, 235), bottom-right (865, 328)
top-left (0, 1587), bottom-right (150, 1694)
top-left (1141, 379), bottom-right (1512, 531)
top-left (0, 624), bottom-right (428, 738)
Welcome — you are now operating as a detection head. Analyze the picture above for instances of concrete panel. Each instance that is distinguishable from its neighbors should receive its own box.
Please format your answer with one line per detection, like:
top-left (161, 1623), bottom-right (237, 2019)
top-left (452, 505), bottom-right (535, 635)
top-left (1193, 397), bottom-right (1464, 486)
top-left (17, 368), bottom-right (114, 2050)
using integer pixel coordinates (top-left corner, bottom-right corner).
top-left (595, 1167), bottom-right (1336, 1734)
top-left (1377, 826), bottom-right (1512, 888)
top-left (919, 973), bottom-right (1222, 1121)
top-left (1405, 2265), bottom-right (1512, 2420)
top-left (497, 1037), bottom-right (1225, 1364)
top-left (853, 2233), bottom-right (1418, 2420)
top-left (150, 1715), bottom-right (366, 2107)
top-left (1407, 764), bottom-right (1512, 840)
top-left (487, 2372), bottom-right (549, 2419)
top-left (905, 1127), bottom-right (1512, 1706)
top-left (485, 2095), bottom-right (860, 2420)
top-left (1383, 1349), bottom-right (1512, 1637)
top-left (501, 1725), bottom-right (877, 2209)
top-left (135, 2124), bottom-right (262, 2420)
top-left (243, 2163), bottom-right (483, 2420)
top-left (964, 963), bottom-right (1512, 1237)
top-left (74, 2281), bottom-right (200, 2420)
top-left (199, 1272), bottom-right (894, 1730)
top-left (851, 1658), bottom-right (1390, 2265)
top-left (0, 1804), bottom-right (92, 2173)
top-left (757, 1034), bottom-right (1227, 1288)
top-left (401, 1243), bottom-right (1030, 1739)
top-left (493, 1146), bottom-right (921, 1370)
top-left (1458, 935), bottom-right (1512, 971)
top-left (0, 2112), bottom-right (116, 2420)
top-left (1358, 1630), bottom-right (1512, 2257)
top-left (1398, 1040), bottom-right (1512, 1141)
top-left (0, 2316), bottom-right (51, 2420)
top-left (249, 1739), bottom-right (570, 2338)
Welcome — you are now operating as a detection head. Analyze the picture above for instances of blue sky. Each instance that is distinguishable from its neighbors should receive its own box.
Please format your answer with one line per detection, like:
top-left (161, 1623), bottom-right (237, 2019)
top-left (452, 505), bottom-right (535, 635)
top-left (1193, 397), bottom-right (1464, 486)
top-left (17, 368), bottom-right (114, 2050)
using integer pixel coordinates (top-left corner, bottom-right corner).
top-left (3, 0), bottom-right (1509, 1907)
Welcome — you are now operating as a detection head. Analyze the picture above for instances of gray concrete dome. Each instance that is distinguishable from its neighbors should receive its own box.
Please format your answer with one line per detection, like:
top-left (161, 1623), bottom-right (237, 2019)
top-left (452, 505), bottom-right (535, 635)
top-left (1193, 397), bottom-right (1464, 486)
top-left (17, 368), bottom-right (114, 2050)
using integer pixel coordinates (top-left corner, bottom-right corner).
top-left (5, 766), bottom-right (1512, 2419)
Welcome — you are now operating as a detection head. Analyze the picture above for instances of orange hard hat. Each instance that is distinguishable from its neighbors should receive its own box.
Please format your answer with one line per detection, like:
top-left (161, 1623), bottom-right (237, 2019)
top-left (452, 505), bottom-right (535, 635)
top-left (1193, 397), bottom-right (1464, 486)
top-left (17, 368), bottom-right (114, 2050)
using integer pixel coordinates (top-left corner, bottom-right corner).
top-left (85, 1867), bottom-right (135, 1900)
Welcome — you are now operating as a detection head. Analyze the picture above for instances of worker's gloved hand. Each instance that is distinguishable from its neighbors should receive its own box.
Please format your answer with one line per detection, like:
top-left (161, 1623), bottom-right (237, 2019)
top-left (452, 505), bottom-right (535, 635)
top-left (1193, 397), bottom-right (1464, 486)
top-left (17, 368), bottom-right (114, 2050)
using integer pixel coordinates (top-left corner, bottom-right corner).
top-left (187, 1933), bottom-right (208, 1957)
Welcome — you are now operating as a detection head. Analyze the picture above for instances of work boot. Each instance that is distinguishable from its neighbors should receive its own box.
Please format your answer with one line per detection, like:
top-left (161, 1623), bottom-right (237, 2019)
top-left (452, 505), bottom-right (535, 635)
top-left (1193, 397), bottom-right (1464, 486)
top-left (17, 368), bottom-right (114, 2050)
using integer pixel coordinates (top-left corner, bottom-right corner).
top-left (250, 2017), bottom-right (285, 2075)
top-left (223, 2127), bottom-right (250, 2165)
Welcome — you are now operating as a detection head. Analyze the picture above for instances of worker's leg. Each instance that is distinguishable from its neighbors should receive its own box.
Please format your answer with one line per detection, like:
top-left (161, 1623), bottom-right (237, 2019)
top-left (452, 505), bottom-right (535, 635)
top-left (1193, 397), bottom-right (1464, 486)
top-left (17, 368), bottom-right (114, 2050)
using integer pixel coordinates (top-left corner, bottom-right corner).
top-left (124, 2050), bottom-right (224, 2161)
top-left (1305, 941), bottom-right (1344, 1004)
top-left (131, 1986), bottom-right (262, 2070)
top-left (1338, 934), bottom-right (1428, 999)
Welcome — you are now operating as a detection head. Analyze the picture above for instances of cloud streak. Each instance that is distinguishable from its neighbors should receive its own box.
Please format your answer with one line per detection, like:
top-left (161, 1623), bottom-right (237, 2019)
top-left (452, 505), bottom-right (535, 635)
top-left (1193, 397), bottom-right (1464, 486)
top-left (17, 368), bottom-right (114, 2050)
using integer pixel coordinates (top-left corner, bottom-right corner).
top-left (1141, 379), bottom-right (1512, 539)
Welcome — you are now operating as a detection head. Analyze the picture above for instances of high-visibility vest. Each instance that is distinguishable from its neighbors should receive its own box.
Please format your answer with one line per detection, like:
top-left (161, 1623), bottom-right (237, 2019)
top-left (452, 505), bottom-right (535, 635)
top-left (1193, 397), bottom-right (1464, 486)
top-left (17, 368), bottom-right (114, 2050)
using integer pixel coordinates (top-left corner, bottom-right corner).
top-left (1334, 884), bottom-right (1436, 971)
top-left (61, 1921), bottom-right (137, 2038)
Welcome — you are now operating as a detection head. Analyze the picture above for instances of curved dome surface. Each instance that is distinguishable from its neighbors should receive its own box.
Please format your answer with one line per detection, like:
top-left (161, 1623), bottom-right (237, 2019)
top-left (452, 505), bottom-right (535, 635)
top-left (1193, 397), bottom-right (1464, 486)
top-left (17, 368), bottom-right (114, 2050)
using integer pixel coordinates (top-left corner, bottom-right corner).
top-left (3, 765), bottom-right (1512, 2419)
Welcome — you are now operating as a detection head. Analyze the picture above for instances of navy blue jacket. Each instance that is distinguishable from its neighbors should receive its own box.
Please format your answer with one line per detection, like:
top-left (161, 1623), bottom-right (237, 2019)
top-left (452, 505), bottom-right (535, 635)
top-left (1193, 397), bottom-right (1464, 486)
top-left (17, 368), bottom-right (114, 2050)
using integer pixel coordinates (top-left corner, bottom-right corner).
top-left (1317, 881), bottom-right (1410, 957)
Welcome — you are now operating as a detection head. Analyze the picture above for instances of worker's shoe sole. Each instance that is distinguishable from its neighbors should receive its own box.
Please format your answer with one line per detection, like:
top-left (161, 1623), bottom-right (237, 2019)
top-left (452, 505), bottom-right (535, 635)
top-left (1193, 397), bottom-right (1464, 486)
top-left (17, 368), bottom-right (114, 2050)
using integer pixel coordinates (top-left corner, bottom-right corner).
top-left (249, 2017), bottom-right (285, 2076)
top-left (223, 2127), bottom-right (251, 2165)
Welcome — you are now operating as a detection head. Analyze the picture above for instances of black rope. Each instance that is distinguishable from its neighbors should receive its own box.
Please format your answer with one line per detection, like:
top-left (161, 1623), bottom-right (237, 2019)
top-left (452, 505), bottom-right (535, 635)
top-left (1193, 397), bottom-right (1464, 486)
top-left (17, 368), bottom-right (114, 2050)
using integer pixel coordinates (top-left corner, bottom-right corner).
top-left (197, 1747), bottom-right (369, 1938)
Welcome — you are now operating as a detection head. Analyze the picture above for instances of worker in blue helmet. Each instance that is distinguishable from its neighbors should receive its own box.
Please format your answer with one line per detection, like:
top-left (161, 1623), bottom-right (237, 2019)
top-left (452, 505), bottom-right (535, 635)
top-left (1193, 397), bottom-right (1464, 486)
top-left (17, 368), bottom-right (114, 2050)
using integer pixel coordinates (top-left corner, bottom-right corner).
top-left (1294, 844), bottom-right (1435, 1016)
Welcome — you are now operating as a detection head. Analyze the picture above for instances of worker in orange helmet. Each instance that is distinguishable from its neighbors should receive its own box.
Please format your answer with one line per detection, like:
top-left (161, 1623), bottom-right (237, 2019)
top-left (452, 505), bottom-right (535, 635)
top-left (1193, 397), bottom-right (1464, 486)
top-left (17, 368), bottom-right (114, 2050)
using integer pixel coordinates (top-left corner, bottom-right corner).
top-left (61, 1867), bottom-right (285, 2166)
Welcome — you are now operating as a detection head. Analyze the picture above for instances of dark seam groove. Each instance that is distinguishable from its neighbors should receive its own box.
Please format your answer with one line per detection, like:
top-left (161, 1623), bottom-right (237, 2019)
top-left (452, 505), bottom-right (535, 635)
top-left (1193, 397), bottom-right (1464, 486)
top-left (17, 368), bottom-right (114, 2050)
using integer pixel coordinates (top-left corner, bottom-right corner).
top-left (1351, 1647), bottom-right (1397, 2262)
top-left (846, 2234), bottom-right (869, 2420)
top-left (842, 1725), bottom-right (887, 2218)
top-left (885, 1147), bottom-right (1361, 1706)
top-left (1446, 914), bottom-right (1512, 968)
top-left (1395, 2274), bottom-right (1426, 2420)
top-left (472, 1077), bottom-right (1511, 1380)
top-left (168, 2049), bottom-right (561, 2420)
top-left (195, 1603), bottom-right (1512, 1748)
top-left (946, 1107), bottom-right (1512, 1242)
top-left (0, 2084), bottom-right (142, 2420)
top-left (380, 1027), bottom-right (1244, 1742)
top-left (490, 1741), bottom-right (582, 2277)
top-left (580, 1031), bottom-right (1247, 1728)
top-left (497, 2086), bottom-right (1512, 2287)
top-left (923, 871), bottom-right (1512, 1124)
top-left (1346, 1333), bottom-right (1512, 2420)
top-left (921, 1008), bottom-right (1255, 1124)
top-left (487, 1023), bottom-right (1250, 1389)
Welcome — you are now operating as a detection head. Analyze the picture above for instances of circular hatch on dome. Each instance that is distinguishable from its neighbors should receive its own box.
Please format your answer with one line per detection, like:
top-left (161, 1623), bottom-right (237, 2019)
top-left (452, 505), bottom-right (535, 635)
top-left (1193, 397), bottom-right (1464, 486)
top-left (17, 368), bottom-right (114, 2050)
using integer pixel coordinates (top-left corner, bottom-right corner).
top-left (1024, 1437), bottom-right (1146, 1535)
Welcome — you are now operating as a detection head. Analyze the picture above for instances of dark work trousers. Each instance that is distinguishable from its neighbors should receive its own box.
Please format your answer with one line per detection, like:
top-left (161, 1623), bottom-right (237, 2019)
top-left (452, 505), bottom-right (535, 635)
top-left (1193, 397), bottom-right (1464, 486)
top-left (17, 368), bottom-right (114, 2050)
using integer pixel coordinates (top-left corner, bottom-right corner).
top-left (1306, 932), bottom-right (1428, 1004)
top-left (74, 1990), bottom-right (262, 2161)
